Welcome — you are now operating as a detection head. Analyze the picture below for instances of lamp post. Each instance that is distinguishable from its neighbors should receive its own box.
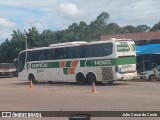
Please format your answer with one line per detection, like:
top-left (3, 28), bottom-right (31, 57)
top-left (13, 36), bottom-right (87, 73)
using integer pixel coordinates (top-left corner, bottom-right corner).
top-left (25, 35), bottom-right (28, 50)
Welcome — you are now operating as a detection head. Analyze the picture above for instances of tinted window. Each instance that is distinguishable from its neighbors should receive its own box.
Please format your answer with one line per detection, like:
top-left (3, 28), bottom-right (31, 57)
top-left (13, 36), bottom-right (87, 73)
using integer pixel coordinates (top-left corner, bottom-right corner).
top-left (55, 47), bottom-right (69, 59)
top-left (27, 51), bottom-right (37, 61)
top-left (83, 43), bottom-right (112, 57)
top-left (68, 46), bottom-right (79, 59)
top-left (26, 43), bottom-right (113, 61)
top-left (90, 43), bottom-right (112, 57)
top-left (48, 49), bottom-right (56, 60)
top-left (79, 46), bottom-right (87, 58)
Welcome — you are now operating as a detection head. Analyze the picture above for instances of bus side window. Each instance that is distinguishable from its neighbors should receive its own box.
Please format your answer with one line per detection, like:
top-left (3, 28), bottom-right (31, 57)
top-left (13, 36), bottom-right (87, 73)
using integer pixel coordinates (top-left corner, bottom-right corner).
top-left (92, 43), bottom-right (113, 57)
top-left (69, 47), bottom-right (79, 59)
top-left (37, 50), bottom-right (43, 61)
top-left (61, 48), bottom-right (68, 59)
top-left (55, 48), bottom-right (68, 59)
top-left (87, 45), bottom-right (93, 57)
top-left (30, 51), bottom-right (37, 61)
top-left (49, 49), bottom-right (56, 60)
top-left (79, 46), bottom-right (87, 58)
top-left (41, 50), bottom-right (49, 60)
top-left (104, 43), bottom-right (113, 55)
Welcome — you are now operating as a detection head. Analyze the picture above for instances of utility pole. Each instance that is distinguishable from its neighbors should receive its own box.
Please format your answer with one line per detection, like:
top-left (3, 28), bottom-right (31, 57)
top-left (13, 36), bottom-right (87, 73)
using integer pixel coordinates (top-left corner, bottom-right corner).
top-left (25, 34), bottom-right (28, 50)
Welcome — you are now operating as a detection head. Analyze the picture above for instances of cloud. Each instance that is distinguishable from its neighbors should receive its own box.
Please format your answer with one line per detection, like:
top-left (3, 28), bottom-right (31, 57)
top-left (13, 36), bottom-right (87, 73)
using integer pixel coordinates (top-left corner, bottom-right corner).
top-left (0, 18), bottom-right (17, 43)
top-left (58, 3), bottom-right (85, 18)
top-left (0, 0), bottom-right (160, 43)
top-left (24, 17), bottom-right (51, 32)
top-left (0, 29), bottom-right (12, 41)
top-left (0, 18), bottom-right (17, 29)
top-left (97, 0), bottom-right (160, 26)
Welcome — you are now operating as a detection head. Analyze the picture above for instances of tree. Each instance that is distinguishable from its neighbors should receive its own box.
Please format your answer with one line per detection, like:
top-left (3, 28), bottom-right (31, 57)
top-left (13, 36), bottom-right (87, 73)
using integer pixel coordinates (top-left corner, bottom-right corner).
top-left (40, 30), bottom-right (56, 45)
top-left (150, 21), bottom-right (160, 31)
top-left (94, 12), bottom-right (110, 26)
top-left (121, 25), bottom-right (137, 33)
top-left (88, 12), bottom-right (110, 41)
top-left (136, 25), bottom-right (150, 32)
top-left (25, 27), bottom-right (41, 48)
top-left (104, 23), bottom-right (122, 35)
top-left (0, 39), bottom-right (12, 62)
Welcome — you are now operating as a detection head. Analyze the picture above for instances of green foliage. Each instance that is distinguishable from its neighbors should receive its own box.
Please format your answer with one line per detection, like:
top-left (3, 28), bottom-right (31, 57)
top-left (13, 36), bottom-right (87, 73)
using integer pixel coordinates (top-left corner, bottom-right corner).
top-left (136, 25), bottom-right (150, 32)
top-left (150, 21), bottom-right (160, 31)
top-left (0, 12), bottom-right (156, 63)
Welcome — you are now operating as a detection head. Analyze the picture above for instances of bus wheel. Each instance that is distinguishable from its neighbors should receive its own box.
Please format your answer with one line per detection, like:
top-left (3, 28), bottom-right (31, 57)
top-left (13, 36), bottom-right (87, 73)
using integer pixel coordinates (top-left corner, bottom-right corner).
top-left (87, 73), bottom-right (97, 85)
top-left (149, 75), bottom-right (155, 81)
top-left (76, 73), bottom-right (86, 85)
top-left (28, 74), bottom-right (36, 84)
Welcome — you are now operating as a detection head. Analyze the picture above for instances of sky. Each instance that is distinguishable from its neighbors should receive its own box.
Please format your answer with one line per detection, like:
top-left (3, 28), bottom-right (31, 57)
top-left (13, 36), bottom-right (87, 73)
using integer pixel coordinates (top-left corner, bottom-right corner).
top-left (0, 0), bottom-right (160, 43)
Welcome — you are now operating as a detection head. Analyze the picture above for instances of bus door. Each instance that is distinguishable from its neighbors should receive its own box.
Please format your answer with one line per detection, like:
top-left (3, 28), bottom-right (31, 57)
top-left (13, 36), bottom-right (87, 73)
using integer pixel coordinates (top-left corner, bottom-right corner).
top-left (17, 51), bottom-right (28, 80)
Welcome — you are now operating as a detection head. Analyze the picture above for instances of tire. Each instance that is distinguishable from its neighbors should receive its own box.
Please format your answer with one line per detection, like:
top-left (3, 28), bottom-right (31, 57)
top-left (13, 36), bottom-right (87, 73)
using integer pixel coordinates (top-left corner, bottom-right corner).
top-left (76, 73), bottom-right (86, 85)
top-left (149, 75), bottom-right (155, 81)
top-left (14, 71), bottom-right (18, 77)
top-left (86, 73), bottom-right (97, 85)
top-left (48, 81), bottom-right (53, 84)
top-left (28, 74), bottom-right (36, 84)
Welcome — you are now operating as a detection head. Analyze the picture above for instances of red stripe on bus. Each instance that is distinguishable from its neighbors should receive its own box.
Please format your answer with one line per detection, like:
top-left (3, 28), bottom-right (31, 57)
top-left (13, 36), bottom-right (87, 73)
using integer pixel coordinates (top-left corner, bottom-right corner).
top-left (68, 68), bottom-right (75, 74)
top-left (71, 60), bottom-right (79, 67)
top-left (60, 61), bottom-right (66, 68)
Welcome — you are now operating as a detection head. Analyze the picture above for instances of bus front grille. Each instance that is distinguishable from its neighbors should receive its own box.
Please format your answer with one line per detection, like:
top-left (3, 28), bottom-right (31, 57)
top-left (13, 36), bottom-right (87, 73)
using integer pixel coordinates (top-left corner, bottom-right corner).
top-left (102, 67), bottom-right (113, 80)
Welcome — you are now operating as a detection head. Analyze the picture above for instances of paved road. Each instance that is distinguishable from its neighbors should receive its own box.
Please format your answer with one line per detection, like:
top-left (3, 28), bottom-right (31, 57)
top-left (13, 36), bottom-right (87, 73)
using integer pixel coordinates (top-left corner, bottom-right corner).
top-left (0, 77), bottom-right (160, 120)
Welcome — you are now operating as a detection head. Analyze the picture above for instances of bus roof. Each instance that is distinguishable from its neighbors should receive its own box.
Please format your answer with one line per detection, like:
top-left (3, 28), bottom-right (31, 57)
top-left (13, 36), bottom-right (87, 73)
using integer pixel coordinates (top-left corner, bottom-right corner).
top-left (103, 38), bottom-right (132, 41)
top-left (19, 41), bottom-right (88, 53)
top-left (19, 39), bottom-right (134, 53)
top-left (89, 38), bottom-right (133, 44)
top-left (49, 41), bottom-right (88, 47)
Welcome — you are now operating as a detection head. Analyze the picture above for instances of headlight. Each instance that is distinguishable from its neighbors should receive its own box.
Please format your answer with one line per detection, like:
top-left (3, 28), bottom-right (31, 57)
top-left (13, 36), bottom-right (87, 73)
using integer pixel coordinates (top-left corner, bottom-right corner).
top-left (141, 73), bottom-right (146, 75)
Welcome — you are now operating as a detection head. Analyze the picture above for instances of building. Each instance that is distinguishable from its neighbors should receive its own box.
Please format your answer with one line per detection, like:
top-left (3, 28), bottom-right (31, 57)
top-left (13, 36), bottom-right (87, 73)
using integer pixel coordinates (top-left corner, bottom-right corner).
top-left (101, 31), bottom-right (160, 72)
top-left (101, 31), bottom-right (160, 45)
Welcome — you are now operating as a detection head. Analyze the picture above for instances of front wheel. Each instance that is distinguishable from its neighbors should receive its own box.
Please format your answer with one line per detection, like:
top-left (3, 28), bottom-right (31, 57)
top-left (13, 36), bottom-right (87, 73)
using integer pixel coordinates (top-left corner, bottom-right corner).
top-left (28, 74), bottom-right (36, 84)
top-left (149, 75), bottom-right (155, 81)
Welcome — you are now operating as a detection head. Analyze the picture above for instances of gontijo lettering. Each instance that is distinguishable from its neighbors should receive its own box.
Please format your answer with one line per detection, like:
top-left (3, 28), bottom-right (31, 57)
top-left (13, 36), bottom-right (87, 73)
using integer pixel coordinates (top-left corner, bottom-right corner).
top-left (31, 63), bottom-right (48, 68)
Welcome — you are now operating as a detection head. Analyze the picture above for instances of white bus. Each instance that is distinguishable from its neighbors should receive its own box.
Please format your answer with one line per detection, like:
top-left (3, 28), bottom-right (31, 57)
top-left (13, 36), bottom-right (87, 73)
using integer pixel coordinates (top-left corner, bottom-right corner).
top-left (17, 39), bottom-right (137, 84)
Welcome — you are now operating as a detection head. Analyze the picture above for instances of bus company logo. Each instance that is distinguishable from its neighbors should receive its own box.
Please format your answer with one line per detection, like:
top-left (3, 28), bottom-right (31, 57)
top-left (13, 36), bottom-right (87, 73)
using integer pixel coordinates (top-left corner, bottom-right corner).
top-left (31, 63), bottom-right (48, 68)
top-left (117, 44), bottom-right (135, 52)
top-left (117, 46), bottom-right (129, 51)
top-left (60, 60), bottom-right (79, 75)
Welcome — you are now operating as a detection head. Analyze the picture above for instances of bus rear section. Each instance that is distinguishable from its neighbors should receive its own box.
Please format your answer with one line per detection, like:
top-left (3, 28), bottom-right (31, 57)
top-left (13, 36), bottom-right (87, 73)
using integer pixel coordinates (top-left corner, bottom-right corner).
top-left (114, 40), bottom-right (137, 80)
